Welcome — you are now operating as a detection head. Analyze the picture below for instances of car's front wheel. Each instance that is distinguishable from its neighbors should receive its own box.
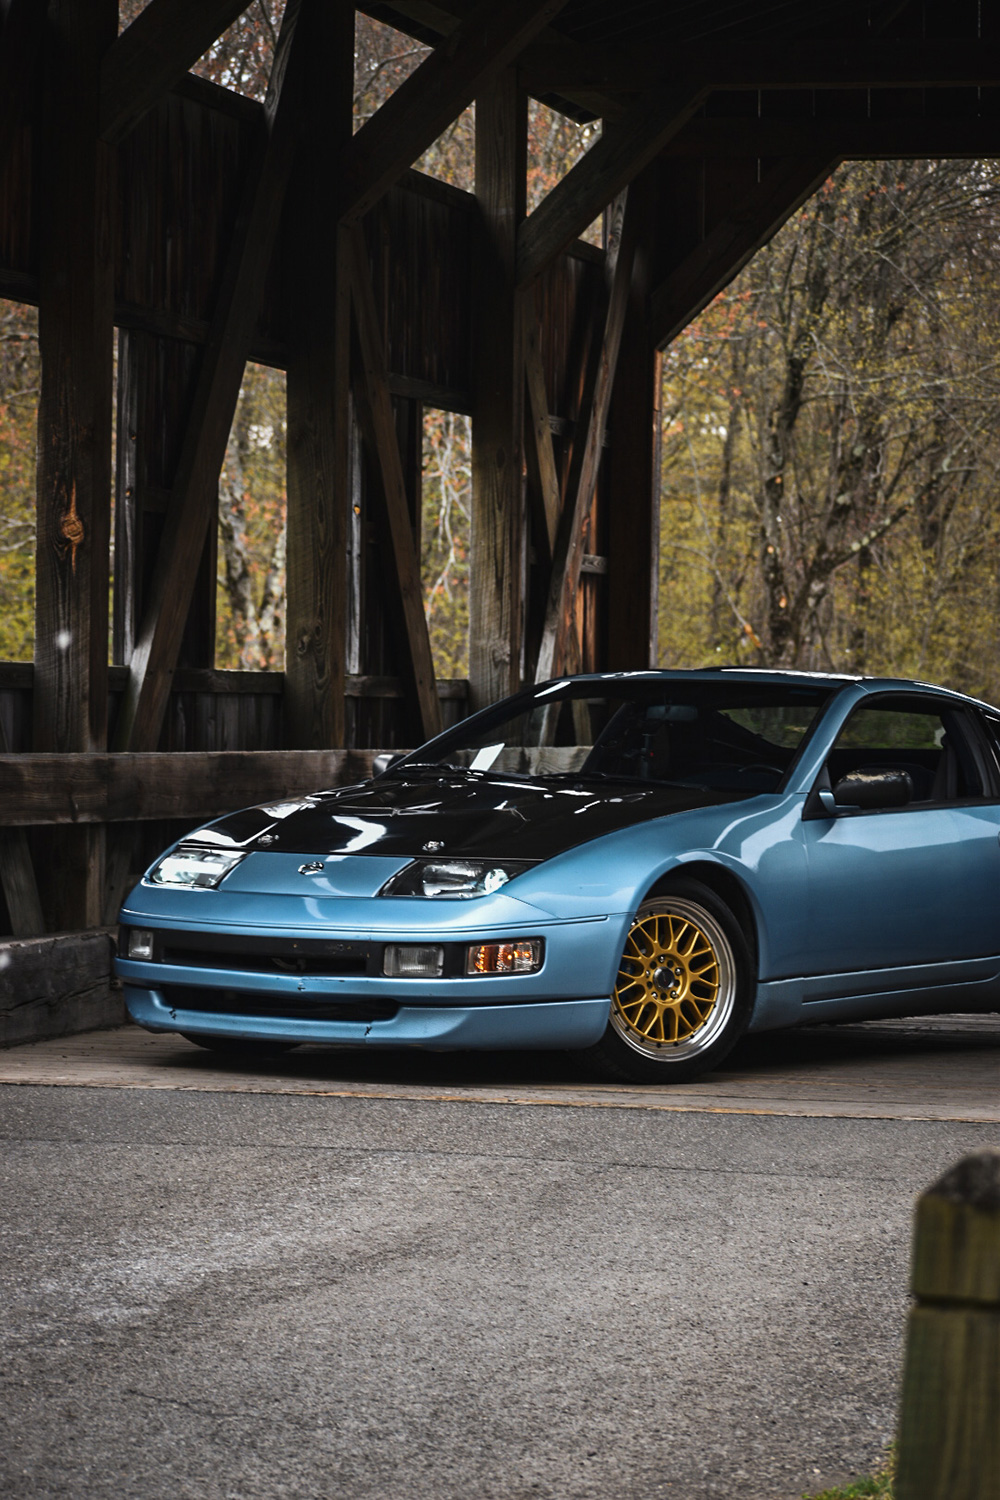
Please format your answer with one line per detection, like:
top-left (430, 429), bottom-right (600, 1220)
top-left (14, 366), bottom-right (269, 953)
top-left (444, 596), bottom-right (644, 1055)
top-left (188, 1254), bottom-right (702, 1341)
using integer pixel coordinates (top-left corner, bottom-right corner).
top-left (586, 880), bottom-right (753, 1084)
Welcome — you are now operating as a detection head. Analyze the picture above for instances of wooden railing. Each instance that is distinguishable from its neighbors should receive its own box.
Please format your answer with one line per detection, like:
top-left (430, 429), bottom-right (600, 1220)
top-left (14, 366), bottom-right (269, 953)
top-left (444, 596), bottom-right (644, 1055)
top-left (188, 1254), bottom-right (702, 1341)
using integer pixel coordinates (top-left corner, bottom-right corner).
top-left (0, 664), bottom-right (469, 940)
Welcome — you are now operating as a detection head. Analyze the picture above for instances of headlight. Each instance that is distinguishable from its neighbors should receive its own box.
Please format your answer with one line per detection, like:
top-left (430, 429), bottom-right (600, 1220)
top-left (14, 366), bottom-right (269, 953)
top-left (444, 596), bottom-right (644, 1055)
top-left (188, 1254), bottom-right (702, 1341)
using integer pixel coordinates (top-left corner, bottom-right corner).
top-left (379, 858), bottom-right (535, 899)
top-left (147, 846), bottom-right (246, 888)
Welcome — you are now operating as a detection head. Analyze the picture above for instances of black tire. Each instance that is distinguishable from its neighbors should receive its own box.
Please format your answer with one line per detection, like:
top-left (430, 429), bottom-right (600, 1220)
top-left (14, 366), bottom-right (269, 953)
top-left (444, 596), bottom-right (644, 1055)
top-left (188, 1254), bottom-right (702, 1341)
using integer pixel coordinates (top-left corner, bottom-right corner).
top-left (180, 1034), bottom-right (300, 1057)
top-left (585, 878), bottom-right (753, 1084)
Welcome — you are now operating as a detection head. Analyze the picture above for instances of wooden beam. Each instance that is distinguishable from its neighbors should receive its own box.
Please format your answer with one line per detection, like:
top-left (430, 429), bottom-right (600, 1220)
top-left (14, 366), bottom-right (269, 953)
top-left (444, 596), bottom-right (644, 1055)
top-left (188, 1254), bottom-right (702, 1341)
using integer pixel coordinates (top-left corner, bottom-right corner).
top-left (34, 0), bottom-right (117, 931)
top-left (470, 71), bottom-right (527, 709)
top-left (650, 155), bottom-right (838, 350)
top-left (100, 0), bottom-right (254, 144)
top-left (339, 0), bottom-right (567, 226)
top-left (516, 82), bottom-right (707, 289)
top-left (661, 115), bottom-right (1000, 161)
top-left (1, 659), bottom-right (468, 700)
top-left (0, 715), bottom-right (44, 937)
top-left (0, 750), bottom-right (380, 827)
top-left (346, 226), bottom-right (442, 742)
top-left (522, 311), bottom-right (560, 563)
top-left (0, 828), bottom-right (44, 936)
top-left (112, 329), bottom-right (216, 676)
top-left (285, 0), bottom-right (354, 750)
top-left (690, 38), bottom-right (1000, 91)
top-left (0, 0), bottom-right (45, 173)
top-left (535, 190), bottom-right (636, 684)
top-left (364, 0), bottom-right (625, 119)
top-left (112, 0), bottom-right (306, 756)
top-left (521, 36), bottom-right (1000, 99)
top-left (607, 165), bottom-right (660, 672)
top-left (0, 931), bottom-right (122, 1048)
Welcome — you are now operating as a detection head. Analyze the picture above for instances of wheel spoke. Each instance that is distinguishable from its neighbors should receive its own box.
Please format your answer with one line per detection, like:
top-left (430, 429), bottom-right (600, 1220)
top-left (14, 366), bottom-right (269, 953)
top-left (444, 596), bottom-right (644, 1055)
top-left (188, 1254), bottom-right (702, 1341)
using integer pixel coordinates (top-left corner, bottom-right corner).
top-left (612, 899), bottom-right (731, 1056)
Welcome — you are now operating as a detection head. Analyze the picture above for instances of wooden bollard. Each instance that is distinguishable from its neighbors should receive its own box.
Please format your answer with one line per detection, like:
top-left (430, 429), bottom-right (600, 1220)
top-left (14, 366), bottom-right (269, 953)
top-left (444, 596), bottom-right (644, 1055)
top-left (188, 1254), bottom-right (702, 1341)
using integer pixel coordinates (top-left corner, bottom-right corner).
top-left (895, 1149), bottom-right (1000, 1500)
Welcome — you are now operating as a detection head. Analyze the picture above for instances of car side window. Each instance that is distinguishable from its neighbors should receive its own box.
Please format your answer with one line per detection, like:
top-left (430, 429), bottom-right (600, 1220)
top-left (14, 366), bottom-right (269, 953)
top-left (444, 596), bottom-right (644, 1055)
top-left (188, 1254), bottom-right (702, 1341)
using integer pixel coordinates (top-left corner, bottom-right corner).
top-left (825, 699), bottom-right (986, 806)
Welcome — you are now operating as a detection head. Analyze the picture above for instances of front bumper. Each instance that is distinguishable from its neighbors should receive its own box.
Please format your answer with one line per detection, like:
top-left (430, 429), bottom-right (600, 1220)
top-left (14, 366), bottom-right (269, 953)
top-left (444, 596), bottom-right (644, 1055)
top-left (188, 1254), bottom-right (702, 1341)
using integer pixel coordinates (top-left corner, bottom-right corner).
top-left (123, 985), bottom-right (611, 1050)
top-left (116, 899), bottom-right (627, 1051)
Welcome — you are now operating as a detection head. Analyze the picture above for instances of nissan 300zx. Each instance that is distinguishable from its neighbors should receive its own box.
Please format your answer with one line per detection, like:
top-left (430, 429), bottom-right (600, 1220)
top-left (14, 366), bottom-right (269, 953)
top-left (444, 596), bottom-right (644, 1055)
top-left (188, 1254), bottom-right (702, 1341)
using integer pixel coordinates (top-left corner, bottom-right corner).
top-left (115, 669), bottom-right (1000, 1082)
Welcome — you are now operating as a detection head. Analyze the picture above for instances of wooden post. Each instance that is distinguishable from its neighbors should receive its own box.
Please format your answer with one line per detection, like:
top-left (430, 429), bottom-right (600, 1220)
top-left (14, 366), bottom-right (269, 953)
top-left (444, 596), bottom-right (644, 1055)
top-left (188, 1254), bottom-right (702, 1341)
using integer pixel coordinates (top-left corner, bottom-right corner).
top-left (113, 328), bottom-right (215, 674)
top-left (0, 713), bottom-right (44, 937)
top-left (284, 0), bottom-right (354, 748)
top-left (347, 225), bottom-right (442, 743)
top-left (112, 0), bottom-right (306, 756)
top-left (607, 165), bottom-right (660, 671)
top-left (34, 0), bottom-right (117, 930)
top-left (896, 1150), bottom-right (1000, 1500)
top-left (471, 70), bottom-right (527, 710)
top-left (534, 188), bottom-right (637, 685)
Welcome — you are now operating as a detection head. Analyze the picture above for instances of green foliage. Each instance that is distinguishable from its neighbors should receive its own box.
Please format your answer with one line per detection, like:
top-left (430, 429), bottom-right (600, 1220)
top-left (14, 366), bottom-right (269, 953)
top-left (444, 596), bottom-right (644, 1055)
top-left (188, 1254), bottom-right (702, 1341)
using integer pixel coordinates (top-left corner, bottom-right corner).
top-left (0, 300), bottom-right (38, 660)
top-left (215, 363), bottom-right (287, 670)
top-left (803, 1449), bottom-right (894, 1499)
top-left (422, 409), bottom-right (471, 679)
top-left (658, 160), bottom-right (1000, 702)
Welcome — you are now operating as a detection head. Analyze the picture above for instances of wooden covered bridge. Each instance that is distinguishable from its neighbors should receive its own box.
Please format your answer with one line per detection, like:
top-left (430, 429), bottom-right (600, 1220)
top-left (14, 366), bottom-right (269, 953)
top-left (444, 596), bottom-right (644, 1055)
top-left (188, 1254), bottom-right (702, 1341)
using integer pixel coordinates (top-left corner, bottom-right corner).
top-left (2, 0), bottom-right (999, 1034)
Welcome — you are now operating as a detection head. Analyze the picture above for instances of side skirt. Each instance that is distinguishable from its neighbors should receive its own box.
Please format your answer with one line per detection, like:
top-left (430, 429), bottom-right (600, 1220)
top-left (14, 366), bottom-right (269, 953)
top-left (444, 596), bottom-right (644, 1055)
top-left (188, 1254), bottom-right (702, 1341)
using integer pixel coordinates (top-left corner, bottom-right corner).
top-left (749, 956), bottom-right (1000, 1033)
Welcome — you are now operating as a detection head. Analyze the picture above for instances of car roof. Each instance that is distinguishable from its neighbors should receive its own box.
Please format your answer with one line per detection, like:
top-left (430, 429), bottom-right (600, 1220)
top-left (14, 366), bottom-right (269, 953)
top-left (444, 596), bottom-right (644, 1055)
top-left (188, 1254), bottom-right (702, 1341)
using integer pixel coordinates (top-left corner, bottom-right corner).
top-left (534, 668), bottom-right (999, 714)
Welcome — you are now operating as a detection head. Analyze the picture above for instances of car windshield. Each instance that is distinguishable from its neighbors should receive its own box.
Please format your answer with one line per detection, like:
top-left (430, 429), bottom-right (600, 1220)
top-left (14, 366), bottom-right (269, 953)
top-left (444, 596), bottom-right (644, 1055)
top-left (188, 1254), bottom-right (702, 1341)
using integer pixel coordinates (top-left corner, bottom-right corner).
top-left (399, 679), bottom-right (833, 793)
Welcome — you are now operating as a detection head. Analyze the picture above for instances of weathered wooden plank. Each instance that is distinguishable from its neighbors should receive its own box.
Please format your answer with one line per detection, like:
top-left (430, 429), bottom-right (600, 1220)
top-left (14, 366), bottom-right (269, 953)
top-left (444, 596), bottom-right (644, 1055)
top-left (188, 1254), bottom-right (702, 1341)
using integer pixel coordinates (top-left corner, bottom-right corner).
top-left (0, 930), bottom-right (122, 1048)
top-left (516, 82), bottom-right (707, 289)
top-left (34, 0), bottom-right (117, 931)
top-left (388, 374), bottom-right (473, 414)
top-left (0, 0), bottom-right (45, 177)
top-left (285, 0), bottom-right (354, 751)
top-left (0, 750), bottom-right (380, 827)
top-left (535, 190), bottom-right (635, 684)
top-left (0, 830), bottom-right (45, 936)
top-left (0, 713), bottom-right (44, 937)
top-left (112, 0), bottom-right (307, 756)
top-left (470, 71), bottom-right (527, 710)
top-left (347, 226), bottom-right (442, 742)
top-left (100, 0), bottom-right (256, 145)
top-left (607, 163), bottom-right (659, 671)
top-left (649, 155), bottom-right (839, 349)
top-left (522, 310), bottom-right (560, 562)
top-left (339, 0), bottom-right (567, 226)
top-left (369, 0), bottom-right (627, 120)
top-left (2, 660), bottom-right (468, 700)
top-left (112, 329), bottom-right (217, 678)
top-left (660, 115), bottom-right (1000, 160)
top-left (896, 1152), bottom-right (1000, 1500)
top-left (521, 36), bottom-right (1000, 100)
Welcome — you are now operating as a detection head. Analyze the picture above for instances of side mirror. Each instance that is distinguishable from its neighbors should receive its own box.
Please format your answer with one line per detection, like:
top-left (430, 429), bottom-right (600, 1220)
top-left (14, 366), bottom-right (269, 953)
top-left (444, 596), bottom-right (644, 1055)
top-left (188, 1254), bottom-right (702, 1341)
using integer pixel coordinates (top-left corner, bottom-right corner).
top-left (372, 752), bottom-right (406, 777)
top-left (832, 768), bottom-right (914, 810)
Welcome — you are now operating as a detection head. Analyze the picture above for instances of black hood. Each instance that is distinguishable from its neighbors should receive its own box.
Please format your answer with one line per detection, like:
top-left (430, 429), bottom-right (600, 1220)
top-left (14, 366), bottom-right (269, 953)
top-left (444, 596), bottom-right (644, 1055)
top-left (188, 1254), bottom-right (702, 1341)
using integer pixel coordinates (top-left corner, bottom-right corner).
top-left (198, 772), bottom-right (753, 862)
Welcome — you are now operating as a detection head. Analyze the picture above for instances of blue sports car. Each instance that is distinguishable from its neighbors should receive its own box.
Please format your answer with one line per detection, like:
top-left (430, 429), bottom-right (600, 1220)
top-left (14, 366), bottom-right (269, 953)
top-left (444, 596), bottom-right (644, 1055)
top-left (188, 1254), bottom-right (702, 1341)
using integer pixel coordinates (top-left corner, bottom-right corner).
top-left (116, 670), bottom-right (1000, 1082)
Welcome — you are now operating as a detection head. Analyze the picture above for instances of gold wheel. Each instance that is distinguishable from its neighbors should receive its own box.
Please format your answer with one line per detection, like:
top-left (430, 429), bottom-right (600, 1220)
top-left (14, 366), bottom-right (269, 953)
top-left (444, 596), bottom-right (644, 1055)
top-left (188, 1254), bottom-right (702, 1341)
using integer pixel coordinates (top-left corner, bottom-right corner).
top-left (610, 895), bottom-right (738, 1061)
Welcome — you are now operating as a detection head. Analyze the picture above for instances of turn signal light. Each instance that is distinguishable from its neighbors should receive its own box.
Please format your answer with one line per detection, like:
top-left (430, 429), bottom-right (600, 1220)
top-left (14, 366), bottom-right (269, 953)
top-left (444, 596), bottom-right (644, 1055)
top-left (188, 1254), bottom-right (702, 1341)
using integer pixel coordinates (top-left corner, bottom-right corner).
top-left (465, 939), bottom-right (542, 975)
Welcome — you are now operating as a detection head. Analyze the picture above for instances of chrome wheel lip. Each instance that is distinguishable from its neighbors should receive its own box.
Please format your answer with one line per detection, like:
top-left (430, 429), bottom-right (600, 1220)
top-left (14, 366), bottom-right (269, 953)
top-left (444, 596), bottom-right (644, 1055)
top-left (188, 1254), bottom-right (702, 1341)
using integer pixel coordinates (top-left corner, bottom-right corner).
top-left (609, 897), bottom-right (737, 1063)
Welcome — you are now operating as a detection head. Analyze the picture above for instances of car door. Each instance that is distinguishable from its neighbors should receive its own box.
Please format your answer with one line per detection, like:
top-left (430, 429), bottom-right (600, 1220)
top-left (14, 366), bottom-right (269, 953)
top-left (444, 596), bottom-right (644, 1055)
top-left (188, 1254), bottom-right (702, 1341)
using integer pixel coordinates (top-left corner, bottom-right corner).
top-left (799, 693), bottom-right (1000, 982)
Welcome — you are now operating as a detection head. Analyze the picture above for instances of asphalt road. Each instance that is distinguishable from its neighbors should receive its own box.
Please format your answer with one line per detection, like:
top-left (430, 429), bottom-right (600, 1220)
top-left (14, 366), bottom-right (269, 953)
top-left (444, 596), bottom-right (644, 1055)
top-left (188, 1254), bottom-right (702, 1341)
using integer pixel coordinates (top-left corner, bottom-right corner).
top-left (1, 1056), bottom-right (997, 1500)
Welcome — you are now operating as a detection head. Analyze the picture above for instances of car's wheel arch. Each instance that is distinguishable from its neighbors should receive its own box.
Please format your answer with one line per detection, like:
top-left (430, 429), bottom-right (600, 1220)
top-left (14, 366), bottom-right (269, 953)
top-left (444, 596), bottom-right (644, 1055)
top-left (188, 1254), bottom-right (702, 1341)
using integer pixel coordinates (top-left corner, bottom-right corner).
top-left (640, 859), bottom-right (759, 980)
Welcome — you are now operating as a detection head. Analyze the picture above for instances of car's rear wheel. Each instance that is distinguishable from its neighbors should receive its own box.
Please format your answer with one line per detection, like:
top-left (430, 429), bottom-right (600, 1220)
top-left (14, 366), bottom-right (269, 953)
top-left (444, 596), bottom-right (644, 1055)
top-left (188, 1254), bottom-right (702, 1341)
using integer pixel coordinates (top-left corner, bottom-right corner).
top-left (181, 1034), bottom-right (299, 1057)
top-left (586, 880), bottom-right (753, 1084)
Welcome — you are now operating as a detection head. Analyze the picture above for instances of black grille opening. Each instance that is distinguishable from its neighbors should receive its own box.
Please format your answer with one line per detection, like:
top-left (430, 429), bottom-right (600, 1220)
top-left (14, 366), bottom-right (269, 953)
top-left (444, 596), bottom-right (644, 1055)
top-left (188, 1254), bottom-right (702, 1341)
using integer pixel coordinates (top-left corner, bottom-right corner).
top-left (160, 945), bottom-right (369, 978)
top-left (160, 986), bottom-right (398, 1024)
top-left (152, 930), bottom-right (374, 979)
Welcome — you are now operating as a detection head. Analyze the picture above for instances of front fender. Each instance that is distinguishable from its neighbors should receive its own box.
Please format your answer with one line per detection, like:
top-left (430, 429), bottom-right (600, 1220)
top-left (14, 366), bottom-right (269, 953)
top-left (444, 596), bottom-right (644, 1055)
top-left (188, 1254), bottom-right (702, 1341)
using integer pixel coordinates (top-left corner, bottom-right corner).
top-left (506, 793), bottom-right (811, 981)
